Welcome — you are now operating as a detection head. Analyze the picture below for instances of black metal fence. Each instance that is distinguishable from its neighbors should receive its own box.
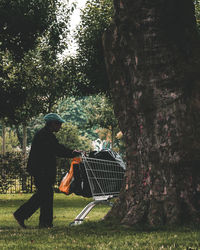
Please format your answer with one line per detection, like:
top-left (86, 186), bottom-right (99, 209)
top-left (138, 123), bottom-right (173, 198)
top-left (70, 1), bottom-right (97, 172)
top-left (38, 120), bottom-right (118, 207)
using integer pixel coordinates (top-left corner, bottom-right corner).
top-left (0, 153), bottom-right (69, 194)
top-left (0, 175), bottom-right (64, 194)
top-left (1, 175), bottom-right (34, 194)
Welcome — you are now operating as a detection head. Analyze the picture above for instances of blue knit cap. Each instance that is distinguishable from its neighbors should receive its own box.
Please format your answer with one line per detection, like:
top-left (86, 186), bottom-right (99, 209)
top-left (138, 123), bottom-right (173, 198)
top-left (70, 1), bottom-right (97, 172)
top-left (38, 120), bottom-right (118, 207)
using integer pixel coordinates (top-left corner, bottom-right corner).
top-left (44, 113), bottom-right (65, 123)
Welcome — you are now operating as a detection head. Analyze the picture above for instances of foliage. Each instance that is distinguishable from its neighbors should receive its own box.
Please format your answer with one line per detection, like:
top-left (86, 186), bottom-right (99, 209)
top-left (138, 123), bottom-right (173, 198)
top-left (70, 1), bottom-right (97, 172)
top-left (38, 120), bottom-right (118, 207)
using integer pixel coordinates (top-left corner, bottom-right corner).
top-left (83, 94), bottom-right (126, 153)
top-left (56, 96), bottom-right (101, 140)
top-left (56, 122), bottom-right (93, 173)
top-left (0, 194), bottom-right (200, 249)
top-left (83, 94), bottom-right (124, 150)
top-left (0, 0), bottom-right (64, 59)
top-left (56, 122), bottom-right (92, 151)
top-left (23, 46), bottom-right (73, 114)
top-left (85, 94), bottom-right (117, 129)
top-left (0, 50), bottom-right (43, 125)
top-left (12, 93), bottom-right (123, 149)
top-left (12, 114), bottom-right (45, 149)
top-left (0, 0), bottom-right (73, 125)
top-left (71, 0), bottom-right (114, 95)
top-left (0, 152), bottom-right (25, 193)
top-left (55, 94), bottom-right (126, 153)
top-left (0, 44), bottom-right (73, 125)
top-left (0, 51), bottom-right (27, 124)
top-left (195, 0), bottom-right (200, 29)
top-left (0, 128), bottom-right (20, 153)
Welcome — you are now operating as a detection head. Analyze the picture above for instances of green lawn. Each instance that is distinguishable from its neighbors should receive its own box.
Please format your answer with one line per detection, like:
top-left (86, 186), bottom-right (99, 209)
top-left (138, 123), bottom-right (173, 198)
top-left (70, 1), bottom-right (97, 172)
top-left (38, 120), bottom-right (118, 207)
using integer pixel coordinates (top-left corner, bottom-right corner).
top-left (0, 193), bottom-right (199, 249)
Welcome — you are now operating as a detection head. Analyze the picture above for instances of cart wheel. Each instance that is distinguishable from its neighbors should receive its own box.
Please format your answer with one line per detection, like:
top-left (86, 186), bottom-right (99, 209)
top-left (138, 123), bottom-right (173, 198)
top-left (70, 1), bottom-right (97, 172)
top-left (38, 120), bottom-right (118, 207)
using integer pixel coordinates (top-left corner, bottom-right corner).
top-left (69, 219), bottom-right (83, 226)
top-left (108, 201), bottom-right (114, 207)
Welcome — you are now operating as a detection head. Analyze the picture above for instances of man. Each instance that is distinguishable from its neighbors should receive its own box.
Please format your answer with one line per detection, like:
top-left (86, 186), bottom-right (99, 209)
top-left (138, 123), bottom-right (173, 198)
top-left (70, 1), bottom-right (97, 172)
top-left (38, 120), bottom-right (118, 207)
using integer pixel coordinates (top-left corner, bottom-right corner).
top-left (13, 113), bottom-right (81, 229)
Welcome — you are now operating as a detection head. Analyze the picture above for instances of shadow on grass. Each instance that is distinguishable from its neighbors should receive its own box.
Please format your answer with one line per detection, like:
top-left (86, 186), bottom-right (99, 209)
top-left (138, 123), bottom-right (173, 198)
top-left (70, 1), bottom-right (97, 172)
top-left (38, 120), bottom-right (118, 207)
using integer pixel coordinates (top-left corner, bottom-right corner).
top-left (44, 219), bottom-right (200, 239)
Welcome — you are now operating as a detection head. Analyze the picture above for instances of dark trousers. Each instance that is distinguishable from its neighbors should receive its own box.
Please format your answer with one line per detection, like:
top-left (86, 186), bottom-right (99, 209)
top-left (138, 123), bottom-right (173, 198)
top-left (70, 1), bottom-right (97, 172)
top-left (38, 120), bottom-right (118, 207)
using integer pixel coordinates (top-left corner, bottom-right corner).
top-left (14, 176), bottom-right (54, 227)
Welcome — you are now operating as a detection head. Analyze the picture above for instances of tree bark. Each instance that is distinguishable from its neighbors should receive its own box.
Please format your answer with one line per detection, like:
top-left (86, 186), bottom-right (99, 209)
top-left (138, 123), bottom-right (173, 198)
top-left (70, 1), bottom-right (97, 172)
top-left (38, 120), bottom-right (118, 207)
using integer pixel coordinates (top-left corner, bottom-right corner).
top-left (21, 124), bottom-right (27, 191)
top-left (1, 121), bottom-right (6, 155)
top-left (15, 125), bottom-right (23, 150)
top-left (103, 0), bottom-right (200, 225)
top-left (22, 124), bottom-right (27, 160)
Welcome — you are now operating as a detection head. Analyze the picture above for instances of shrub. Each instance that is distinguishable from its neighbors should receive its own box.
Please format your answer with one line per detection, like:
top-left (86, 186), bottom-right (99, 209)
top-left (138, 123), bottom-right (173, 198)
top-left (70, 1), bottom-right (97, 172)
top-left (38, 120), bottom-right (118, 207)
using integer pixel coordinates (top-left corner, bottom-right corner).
top-left (0, 152), bottom-right (28, 193)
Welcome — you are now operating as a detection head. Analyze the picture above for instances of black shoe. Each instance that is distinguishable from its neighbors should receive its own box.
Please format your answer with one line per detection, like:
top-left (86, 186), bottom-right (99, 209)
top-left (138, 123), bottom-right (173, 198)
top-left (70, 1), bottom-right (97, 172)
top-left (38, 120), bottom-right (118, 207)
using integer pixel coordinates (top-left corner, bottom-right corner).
top-left (13, 213), bottom-right (26, 229)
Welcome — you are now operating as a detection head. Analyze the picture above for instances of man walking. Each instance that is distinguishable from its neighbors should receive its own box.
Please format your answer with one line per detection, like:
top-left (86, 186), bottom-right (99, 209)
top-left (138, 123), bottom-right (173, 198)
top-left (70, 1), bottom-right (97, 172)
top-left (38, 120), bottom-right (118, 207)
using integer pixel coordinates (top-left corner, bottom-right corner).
top-left (13, 113), bottom-right (81, 228)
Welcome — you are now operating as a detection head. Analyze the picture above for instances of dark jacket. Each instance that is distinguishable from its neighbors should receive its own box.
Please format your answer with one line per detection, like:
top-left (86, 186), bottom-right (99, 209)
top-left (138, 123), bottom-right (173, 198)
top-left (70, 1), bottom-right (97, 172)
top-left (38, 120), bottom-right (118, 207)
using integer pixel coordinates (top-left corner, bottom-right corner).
top-left (27, 126), bottom-right (75, 183)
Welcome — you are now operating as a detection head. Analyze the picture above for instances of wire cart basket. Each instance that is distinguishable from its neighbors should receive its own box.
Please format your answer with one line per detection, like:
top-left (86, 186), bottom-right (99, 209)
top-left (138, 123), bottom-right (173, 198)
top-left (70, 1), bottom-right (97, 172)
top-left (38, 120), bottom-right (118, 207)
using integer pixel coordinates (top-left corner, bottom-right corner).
top-left (70, 153), bottom-right (126, 225)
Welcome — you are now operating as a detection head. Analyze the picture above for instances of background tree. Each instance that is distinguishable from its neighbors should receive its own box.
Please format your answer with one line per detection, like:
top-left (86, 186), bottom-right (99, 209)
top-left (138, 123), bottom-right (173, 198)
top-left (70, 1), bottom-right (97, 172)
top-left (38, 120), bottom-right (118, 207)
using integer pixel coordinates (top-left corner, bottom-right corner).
top-left (0, 48), bottom-right (63, 155)
top-left (55, 94), bottom-right (125, 152)
top-left (0, 128), bottom-right (19, 153)
top-left (0, 0), bottom-right (73, 154)
top-left (84, 94), bottom-right (119, 149)
top-left (56, 122), bottom-right (92, 152)
top-left (0, 0), bottom-right (62, 59)
top-left (56, 96), bottom-right (98, 140)
top-left (71, 0), bottom-right (113, 95)
top-left (0, 0), bottom-right (73, 121)
top-left (195, 0), bottom-right (200, 28)
top-left (103, 0), bottom-right (200, 226)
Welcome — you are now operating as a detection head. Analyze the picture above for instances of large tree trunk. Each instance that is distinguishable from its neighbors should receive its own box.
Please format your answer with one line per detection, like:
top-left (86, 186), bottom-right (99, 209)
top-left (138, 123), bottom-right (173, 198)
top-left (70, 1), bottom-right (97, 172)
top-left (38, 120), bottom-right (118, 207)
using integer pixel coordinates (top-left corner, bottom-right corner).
top-left (103, 0), bottom-right (200, 225)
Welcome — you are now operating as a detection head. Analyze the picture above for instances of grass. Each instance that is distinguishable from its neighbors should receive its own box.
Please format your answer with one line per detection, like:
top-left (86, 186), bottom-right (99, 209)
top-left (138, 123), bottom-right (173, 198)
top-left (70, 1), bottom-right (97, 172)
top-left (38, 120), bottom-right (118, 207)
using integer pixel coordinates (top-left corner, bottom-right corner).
top-left (0, 194), bottom-right (200, 249)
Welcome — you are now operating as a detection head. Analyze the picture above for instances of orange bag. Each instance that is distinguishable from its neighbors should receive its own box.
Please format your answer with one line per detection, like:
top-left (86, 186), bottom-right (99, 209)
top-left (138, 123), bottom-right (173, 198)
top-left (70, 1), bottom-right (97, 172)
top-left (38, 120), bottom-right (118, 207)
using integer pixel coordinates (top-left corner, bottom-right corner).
top-left (59, 157), bottom-right (81, 195)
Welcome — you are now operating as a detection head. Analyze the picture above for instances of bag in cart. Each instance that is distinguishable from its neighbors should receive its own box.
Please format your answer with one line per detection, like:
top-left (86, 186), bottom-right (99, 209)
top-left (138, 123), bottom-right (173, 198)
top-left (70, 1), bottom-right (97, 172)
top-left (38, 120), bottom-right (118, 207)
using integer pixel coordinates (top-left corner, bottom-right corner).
top-left (89, 149), bottom-right (125, 169)
top-left (59, 149), bottom-right (125, 198)
top-left (59, 157), bottom-right (92, 198)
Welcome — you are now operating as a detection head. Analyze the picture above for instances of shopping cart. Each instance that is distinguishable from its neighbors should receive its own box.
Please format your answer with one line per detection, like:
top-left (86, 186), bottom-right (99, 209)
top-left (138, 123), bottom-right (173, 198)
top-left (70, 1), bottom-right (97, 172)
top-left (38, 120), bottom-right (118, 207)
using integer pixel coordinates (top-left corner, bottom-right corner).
top-left (70, 153), bottom-right (126, 225)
